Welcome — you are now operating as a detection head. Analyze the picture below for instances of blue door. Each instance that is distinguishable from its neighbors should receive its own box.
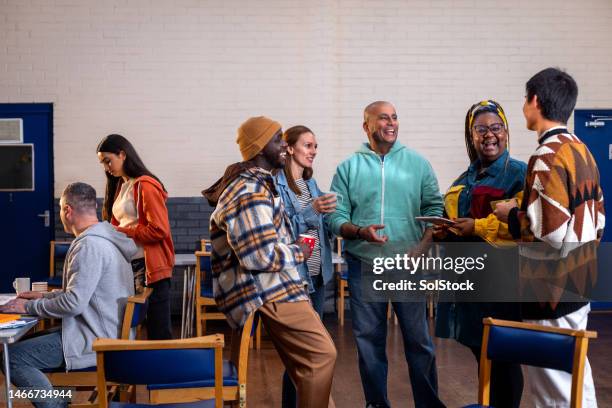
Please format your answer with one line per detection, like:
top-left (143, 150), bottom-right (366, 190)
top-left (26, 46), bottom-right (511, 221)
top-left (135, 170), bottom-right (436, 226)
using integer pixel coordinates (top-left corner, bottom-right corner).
top-left (0, 104), bottom-right (54, 293)
top-left (574, 109), bottom-right (612, 309)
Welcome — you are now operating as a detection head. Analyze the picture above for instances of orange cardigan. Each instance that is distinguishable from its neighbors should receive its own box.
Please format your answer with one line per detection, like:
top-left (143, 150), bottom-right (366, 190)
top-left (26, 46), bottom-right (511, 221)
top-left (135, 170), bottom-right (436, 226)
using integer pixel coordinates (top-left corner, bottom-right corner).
top-left (112, 175), bottom-right (175, 284)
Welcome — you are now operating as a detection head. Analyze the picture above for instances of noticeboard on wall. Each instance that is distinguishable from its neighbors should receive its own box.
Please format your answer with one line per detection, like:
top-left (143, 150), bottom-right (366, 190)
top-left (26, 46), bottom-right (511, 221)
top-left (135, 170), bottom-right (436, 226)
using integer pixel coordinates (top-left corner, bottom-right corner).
top-left (0, 143), bottom-right (34, 191)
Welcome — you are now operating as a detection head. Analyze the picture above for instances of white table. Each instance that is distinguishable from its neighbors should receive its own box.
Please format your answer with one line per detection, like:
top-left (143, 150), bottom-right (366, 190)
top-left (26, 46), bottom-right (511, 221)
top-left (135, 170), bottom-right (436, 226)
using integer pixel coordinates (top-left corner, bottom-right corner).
top-left (175, 253), bottom-right (197, 338)
top-left (0, 318), bottom-right (38, 408)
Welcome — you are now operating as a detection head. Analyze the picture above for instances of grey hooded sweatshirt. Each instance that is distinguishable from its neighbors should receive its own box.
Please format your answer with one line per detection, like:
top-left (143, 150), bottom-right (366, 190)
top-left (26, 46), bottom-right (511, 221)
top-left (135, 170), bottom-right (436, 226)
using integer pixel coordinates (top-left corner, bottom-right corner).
top-left (26, 222), bottom-right (137, 370)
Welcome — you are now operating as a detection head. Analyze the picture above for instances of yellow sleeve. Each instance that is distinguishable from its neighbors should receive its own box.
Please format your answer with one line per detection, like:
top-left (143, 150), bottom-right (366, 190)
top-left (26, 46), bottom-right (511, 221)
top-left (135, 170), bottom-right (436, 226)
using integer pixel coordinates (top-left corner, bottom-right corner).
top-left (444, 185), bottom-right (464, 219)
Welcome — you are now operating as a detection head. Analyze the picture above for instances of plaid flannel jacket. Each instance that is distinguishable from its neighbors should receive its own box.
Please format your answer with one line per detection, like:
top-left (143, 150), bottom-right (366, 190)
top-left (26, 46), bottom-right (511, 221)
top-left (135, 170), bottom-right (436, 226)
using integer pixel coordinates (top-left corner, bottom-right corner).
top-left (209, 167), bottom-right (309, 328)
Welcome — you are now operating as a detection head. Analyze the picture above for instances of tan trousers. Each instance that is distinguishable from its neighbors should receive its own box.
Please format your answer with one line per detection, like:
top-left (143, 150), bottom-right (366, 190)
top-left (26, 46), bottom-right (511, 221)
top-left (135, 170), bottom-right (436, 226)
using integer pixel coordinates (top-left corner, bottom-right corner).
top-left (258, 300), bottom-right (337, 408)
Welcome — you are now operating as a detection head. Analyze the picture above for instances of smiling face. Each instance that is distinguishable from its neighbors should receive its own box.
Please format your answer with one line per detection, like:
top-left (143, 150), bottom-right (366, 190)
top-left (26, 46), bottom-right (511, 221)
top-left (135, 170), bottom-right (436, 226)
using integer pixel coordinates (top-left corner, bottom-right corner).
top-left (261, 130), bottom-right (288, 169)
top-left (287, 131), bottom-right (317, 169)
top-left (363, 102), bottom-right (398, 150)
top-left (471, 112), bottom-right (508, 164)
top-left (97, 151), bottom-right (126, 178)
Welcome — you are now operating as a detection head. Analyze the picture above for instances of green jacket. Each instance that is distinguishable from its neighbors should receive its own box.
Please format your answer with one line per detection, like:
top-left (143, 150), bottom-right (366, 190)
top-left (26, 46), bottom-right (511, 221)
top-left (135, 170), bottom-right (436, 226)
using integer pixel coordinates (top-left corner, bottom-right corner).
top-left (326, 141), bottom-right (443, 263)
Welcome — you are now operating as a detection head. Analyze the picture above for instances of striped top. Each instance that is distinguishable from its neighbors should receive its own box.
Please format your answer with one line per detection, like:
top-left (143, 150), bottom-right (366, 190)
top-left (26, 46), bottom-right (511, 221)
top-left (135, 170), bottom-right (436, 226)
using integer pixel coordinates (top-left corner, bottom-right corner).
top-left (295, 179), bottom-right (321, 276)
top-left (209, 167), bottom-right (309, 328)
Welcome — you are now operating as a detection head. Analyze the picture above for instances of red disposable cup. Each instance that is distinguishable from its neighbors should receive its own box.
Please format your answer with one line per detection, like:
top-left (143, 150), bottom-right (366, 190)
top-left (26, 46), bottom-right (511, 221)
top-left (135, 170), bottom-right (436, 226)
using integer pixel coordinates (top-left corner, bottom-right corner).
top-left (298, 234), bottom-right (316, 251)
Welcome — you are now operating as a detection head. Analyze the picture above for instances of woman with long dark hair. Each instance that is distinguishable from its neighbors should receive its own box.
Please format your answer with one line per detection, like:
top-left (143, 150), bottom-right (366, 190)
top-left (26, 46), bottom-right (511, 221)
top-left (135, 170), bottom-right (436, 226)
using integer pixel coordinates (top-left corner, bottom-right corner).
top-left (97, 134), bottom-right (174, 340)
top-left (275, 125), bottom-right (336, 408)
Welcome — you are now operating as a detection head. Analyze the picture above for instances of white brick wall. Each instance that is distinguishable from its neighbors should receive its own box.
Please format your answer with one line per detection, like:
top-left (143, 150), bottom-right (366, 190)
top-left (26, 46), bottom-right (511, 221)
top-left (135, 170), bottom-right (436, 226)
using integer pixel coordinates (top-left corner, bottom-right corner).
top-left (1, 0), bottom-right (611, 196)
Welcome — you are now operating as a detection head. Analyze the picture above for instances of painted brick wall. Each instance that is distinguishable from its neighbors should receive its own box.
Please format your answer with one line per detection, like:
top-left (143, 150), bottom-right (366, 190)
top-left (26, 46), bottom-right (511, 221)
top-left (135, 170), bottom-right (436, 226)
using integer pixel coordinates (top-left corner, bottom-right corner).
top-left (53, 197), bottom-right (213, 315)
top-left (53, 197), bottom-right (212, 253)
top-left (2, 0), bottom-right (612, 199)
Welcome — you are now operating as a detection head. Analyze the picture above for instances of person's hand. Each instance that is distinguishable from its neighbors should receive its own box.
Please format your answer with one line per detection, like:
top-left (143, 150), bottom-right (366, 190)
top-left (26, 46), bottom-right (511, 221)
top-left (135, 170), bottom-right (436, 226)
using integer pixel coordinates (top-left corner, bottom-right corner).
top-left (298, 240), bottom-right (312, 261)
top-left (0, 298), bottom-right (28, 314)
top-left (359, 224), bottom-right (388, 244)
top-left (453, 218), bottom-right (475, 237)
top-left (432, 224), bottom-right (449, 240)
top-left (17, 291), bottom-right (44, 300)
top-left (312, 194), bottom-right (337, 214)
top-left (494, 199), bottom-right (518, 223)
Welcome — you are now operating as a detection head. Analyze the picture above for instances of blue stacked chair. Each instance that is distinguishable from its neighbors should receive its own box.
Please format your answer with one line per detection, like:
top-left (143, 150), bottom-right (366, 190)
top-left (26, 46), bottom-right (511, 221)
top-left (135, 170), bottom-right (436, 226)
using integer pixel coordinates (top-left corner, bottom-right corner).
top-left (463, 317), bottom-right (597, 408)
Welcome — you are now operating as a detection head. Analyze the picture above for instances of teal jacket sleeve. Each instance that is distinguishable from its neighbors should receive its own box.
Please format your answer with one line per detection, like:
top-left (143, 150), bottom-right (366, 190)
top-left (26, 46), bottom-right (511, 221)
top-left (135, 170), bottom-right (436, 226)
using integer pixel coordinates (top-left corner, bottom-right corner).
top-left (420, 161), bottom-right (444, 218)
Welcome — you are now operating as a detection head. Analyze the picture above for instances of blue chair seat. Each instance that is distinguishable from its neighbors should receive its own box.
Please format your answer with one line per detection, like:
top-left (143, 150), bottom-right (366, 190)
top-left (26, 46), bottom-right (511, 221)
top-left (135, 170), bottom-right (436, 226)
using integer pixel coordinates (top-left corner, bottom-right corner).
top-left (200, 286), bottom-right (213, 298)
top-left (42, 365), bottom-right (96, 373)
top-left (110, 400), bottom-right (215, 408)
top-left (340, 271), bottom-right (348, 280)
top-left (47, 276), bottom-right (63, 287)
top-left (148, 360), bottom-right (238, 390)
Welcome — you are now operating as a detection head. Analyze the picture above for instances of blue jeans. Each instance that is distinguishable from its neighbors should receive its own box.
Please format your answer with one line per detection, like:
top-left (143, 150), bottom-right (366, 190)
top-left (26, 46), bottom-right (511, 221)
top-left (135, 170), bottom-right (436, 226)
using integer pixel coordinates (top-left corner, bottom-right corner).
top-left (281, 273), bottom-right (326, 408)
top-left (346, 254), bottom-right (445, 408)
top-left (1, 330), bottom-right (66, 408)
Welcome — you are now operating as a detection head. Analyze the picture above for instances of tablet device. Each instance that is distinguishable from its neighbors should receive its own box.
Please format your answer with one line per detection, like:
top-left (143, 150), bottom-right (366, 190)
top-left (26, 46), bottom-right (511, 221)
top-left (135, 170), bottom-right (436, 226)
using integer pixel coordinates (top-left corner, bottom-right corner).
top-left (415, 216), bottom-right (456, 226)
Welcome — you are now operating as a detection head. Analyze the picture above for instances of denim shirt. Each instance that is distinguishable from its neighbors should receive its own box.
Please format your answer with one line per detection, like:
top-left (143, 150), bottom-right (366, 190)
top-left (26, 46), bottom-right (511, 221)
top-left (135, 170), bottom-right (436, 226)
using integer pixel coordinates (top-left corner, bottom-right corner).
top-left (274, 170), bottom-right (334, 292)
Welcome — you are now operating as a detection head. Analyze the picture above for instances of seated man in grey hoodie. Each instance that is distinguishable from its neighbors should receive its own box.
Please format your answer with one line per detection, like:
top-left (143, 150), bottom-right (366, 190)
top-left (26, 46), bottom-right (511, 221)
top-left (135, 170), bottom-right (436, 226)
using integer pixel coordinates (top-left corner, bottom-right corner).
top-left (0, 182), bottom-right (136, 408)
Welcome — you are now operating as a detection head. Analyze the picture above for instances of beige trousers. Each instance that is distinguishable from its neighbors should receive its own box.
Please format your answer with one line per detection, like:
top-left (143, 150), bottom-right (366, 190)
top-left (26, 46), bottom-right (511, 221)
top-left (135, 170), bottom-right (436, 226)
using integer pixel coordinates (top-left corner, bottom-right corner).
top-left (258, 300), bottom-right (337, 408)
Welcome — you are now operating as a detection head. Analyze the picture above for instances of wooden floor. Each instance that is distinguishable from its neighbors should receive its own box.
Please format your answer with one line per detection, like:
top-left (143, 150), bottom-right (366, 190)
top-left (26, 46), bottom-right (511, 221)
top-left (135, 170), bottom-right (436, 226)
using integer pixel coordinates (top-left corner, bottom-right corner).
top-left (2, 312), bottom-right (611, 407)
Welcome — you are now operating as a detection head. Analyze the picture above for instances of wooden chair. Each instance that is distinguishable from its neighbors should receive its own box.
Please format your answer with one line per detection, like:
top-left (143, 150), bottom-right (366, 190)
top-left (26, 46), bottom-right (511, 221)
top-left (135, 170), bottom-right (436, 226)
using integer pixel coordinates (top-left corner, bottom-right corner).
top-left (463, 317), bottom-right (597, 408)
top-left (195, 241), bottom-right (226, 337)
top-left (149, 312), bottom-right (256, 407)
top-left (197, 240), bottom-right (261, 349)
top-left (48, 240), bottom-right (71, 288)
top-left (92, 335), bottom-right (224, 408)
top-left (46, 288), bottom-right (153, 389)
top-left (335, 237), bottom-right (349, 326)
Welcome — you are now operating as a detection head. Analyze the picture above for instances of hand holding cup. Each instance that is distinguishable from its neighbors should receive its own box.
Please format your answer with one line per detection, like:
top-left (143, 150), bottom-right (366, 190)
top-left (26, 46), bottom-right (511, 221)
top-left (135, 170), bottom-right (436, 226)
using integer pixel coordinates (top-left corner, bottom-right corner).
top-left (494, 198), bottom-right (518, 224)
top-left (297, 237), bottom-right (313, 261)
top-left (312, 193), bottom-right (338, 214)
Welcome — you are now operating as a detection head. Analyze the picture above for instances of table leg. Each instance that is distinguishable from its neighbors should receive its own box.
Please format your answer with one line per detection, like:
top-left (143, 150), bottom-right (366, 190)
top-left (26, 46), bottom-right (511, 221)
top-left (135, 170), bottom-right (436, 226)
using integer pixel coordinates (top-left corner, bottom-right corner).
top-left (181, 268), bottom-right (188, 339)
top-left (187, 266), bottom-right (195, 338)
top-left (3, 343), bottom-right (12, 408)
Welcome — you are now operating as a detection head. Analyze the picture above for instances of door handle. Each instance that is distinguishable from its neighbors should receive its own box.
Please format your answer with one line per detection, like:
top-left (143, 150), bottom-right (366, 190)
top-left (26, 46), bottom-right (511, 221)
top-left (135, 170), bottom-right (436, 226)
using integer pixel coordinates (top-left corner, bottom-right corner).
top-left (37, 210), bottom-right (50, 227)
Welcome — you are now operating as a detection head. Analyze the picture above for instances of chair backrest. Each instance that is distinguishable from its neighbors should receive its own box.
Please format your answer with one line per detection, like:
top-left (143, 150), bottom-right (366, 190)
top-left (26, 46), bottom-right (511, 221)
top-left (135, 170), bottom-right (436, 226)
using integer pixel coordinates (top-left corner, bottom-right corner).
top-left (49, 240), bottom-right (71, 279)
top-left (196, 240), bottom-right (213, 298)
top-left (201, 238), bottom-right (211, 252)
top-left (94, 335), bottom-right (224, 408)
top-left (121, 287), bottom-right (153, 340)
top-left (479, 318), bottom-right (597, 407)
top-left (230, 313), bottom-right (255, 397)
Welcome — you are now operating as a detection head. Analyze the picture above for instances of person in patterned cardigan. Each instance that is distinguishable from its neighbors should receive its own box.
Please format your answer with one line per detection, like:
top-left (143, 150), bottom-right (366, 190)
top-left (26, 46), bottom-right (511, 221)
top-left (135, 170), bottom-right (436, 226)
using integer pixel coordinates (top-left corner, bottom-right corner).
top-left (496, 67), bottom-right (605, 408)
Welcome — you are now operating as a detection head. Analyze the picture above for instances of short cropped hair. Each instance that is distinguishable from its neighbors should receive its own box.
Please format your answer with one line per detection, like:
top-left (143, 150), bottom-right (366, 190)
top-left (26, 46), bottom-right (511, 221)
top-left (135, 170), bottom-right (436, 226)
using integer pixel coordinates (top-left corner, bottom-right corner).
top-left (526, 67), bottom-right (578, 124)
top-left (364, 100), bottom-right (393, 122)
top-left (62, 182), bottom-right (97, 214)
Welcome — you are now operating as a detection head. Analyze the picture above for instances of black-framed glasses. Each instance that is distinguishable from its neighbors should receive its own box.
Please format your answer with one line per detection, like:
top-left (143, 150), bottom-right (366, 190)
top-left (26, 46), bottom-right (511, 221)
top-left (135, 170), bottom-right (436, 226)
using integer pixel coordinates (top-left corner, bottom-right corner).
top-left (473, 123), bottom-right (505, 136)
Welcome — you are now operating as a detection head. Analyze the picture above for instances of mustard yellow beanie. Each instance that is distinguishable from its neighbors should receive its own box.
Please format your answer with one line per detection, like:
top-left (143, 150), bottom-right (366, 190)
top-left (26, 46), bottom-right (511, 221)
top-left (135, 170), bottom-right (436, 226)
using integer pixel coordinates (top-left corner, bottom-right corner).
top-left (236, 116), bottom-right (282, 161)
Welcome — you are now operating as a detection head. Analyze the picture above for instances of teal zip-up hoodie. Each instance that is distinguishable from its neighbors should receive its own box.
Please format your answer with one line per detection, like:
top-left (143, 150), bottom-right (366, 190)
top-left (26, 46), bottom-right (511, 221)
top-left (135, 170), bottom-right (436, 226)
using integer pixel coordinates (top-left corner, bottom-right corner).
top-left (326, 141), bottom-right (443, 263)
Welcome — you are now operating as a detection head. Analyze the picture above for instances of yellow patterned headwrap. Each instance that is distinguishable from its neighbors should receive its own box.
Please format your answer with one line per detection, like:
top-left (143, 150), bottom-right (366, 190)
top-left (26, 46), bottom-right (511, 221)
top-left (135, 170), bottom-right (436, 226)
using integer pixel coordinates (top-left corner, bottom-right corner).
top-left (468, 100), bottom-right (508, 130)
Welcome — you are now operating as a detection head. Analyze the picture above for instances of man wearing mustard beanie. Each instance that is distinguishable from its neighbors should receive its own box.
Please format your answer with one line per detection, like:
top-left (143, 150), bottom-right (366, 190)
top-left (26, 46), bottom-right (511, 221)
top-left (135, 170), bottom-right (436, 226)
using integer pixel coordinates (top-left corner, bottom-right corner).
top-left (203, 116), bottom-right (337, 408)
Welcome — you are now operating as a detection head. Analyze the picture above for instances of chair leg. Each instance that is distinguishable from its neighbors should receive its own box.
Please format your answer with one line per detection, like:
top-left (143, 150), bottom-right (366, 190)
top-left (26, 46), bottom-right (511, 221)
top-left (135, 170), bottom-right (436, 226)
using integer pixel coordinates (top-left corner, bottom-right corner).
top-left (196, 303), bottom-right (202, 337)
top-left (201, 318), bottom-right (207, 336)
top-left (338, 285), bottom-right (345, 326)
top-left (255, 319), bottom-right (262, 350)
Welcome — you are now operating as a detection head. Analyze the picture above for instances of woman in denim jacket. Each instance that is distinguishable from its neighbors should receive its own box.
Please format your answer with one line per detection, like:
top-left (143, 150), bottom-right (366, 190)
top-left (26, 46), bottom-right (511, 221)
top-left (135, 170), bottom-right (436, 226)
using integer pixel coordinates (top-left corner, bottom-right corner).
top-left (275, 125), bottom-right (337, 408)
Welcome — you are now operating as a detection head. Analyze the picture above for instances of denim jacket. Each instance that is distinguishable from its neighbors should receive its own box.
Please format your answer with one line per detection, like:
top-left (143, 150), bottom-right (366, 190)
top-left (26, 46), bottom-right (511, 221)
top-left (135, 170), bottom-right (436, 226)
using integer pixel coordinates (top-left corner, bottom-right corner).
top-left (275, 170), bottom-right (334, 292)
